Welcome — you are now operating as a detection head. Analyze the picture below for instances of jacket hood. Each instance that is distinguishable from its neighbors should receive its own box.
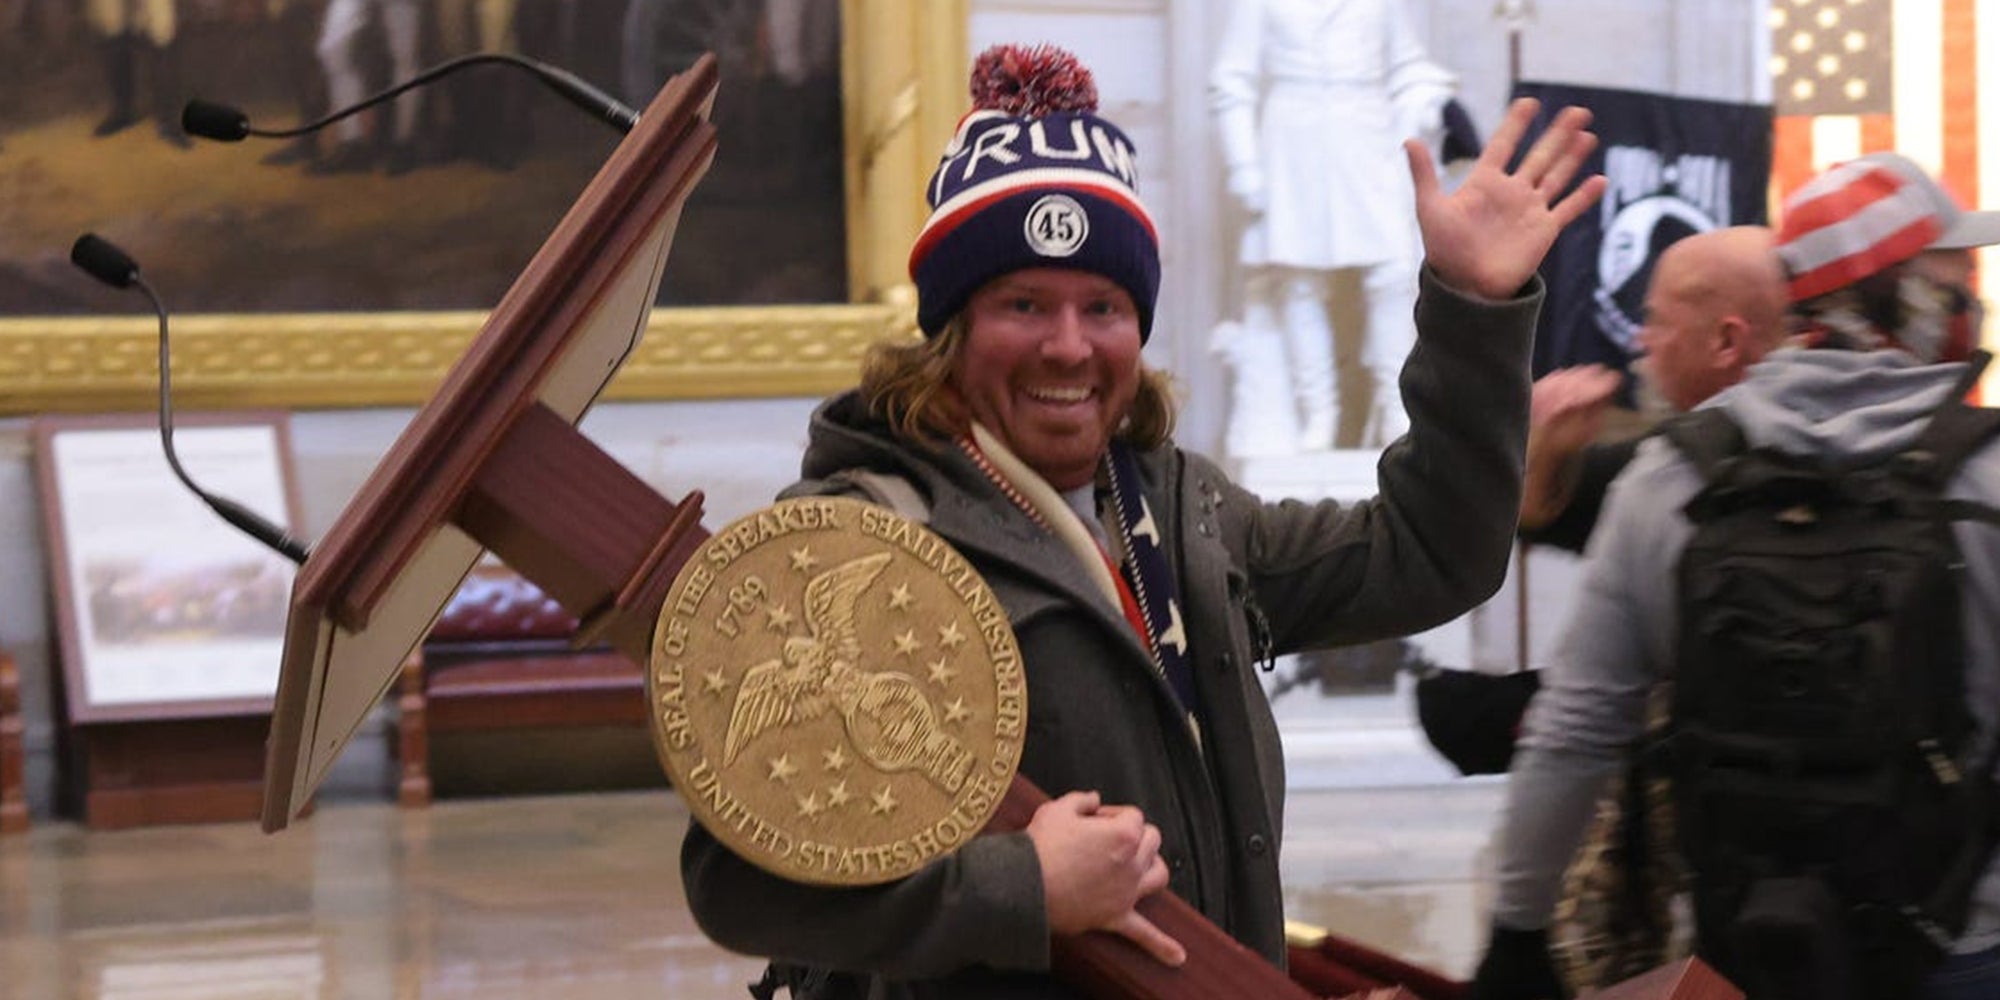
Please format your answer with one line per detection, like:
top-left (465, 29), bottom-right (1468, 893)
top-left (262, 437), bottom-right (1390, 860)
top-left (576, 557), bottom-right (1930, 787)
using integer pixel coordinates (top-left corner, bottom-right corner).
top-left (794, 391), bottom-right (1007, 513)
top-left (1709, 347), bottom-right (1975, 468)
top-left (798, 390), bottom-right (903, 479)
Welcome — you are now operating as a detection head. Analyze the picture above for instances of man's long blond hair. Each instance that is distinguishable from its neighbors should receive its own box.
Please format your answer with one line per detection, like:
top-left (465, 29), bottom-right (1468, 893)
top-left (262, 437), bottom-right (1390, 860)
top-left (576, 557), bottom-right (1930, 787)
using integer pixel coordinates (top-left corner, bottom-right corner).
top-left (859, 315), bottom-right (1177, 450)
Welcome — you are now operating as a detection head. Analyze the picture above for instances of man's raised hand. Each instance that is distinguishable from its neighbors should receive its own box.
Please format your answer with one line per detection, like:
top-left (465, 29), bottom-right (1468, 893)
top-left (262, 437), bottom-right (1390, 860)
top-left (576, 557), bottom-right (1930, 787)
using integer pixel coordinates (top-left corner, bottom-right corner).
top-left (1406, 98), bottom-right (1607, 300)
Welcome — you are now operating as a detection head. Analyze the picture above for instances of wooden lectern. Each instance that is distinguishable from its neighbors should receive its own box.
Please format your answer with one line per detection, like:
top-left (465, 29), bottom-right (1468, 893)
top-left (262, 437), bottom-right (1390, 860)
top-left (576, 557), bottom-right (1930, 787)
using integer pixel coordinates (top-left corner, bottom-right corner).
top-left (256, 50), bottom-right (1741, 1000)
top-left (262, 56), bottom-right (721, 828)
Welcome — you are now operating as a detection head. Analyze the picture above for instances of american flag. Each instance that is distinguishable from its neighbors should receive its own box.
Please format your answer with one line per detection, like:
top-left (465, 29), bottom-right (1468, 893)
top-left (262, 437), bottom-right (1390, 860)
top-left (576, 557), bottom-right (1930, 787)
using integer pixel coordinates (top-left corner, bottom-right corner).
top-left (1770, 0), bottom-right (1995, 383)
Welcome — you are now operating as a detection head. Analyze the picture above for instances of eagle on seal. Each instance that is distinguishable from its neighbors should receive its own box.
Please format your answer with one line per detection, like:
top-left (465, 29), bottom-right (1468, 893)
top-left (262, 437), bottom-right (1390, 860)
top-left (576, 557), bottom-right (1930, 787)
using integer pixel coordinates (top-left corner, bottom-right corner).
top-left (723, 552), bottom-right (891, 765)
top-left (721, 550), bottom-right (974, 793)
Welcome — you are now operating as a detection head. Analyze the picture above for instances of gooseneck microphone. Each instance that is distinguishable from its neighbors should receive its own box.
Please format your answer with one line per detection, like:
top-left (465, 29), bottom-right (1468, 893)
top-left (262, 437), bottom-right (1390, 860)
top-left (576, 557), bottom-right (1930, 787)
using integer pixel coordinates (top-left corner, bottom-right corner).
top-left (182, 52), bottom-right (638, 143)
top-left (68, 234), bottom-right (312, 566)
top-left (69, 233), bottom-right (141, 289)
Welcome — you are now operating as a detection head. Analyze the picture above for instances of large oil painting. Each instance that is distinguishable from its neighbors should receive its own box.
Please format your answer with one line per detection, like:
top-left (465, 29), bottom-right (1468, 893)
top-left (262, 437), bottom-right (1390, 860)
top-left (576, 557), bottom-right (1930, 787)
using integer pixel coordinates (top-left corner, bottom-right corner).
top-left (0, 0), bottom-right (845, 317)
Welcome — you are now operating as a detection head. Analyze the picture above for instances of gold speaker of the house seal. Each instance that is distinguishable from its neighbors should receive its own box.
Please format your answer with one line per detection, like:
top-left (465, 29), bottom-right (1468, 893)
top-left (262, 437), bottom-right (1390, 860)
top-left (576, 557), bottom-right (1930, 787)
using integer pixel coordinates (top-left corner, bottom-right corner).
top-left (649, 496), bottom-right (1026, 886)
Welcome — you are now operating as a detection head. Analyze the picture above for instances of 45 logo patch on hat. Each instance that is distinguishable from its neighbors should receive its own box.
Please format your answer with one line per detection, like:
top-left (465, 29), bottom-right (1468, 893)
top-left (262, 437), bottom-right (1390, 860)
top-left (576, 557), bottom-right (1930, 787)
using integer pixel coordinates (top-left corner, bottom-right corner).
top-left (1024, 194), bottom-right (1089, 257)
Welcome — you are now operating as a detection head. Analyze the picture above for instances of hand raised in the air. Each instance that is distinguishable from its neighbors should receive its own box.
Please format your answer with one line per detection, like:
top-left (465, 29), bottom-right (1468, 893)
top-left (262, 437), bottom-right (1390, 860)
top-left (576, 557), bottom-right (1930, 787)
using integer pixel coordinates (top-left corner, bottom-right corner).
top-left (1406, 98), bottom-right (1607, 301)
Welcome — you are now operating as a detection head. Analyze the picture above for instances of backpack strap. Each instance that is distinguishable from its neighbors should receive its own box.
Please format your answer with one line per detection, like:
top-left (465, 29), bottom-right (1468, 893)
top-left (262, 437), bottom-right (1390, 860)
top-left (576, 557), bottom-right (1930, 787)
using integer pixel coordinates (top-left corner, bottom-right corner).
top-left (1906, 352), bottom-right (2000, 527)
top-left (1661, 407), bottom-right (1749, 486)
top-left (1950, 348), bottom-right (1991, 400)
top-left (1910, 352), bottom-right (1997, 472)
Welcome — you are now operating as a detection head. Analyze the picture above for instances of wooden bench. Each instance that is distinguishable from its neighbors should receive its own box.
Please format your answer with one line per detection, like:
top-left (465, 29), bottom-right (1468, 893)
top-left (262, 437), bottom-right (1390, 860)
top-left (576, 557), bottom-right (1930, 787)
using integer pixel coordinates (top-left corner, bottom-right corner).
top-left (396, 565), bottom-right (650, 806)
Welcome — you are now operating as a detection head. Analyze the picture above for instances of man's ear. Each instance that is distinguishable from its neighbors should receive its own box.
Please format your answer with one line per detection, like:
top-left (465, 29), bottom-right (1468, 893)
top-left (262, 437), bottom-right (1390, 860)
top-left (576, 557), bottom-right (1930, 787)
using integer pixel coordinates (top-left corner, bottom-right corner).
top-left (1713, 315), bottom-right (1751, 368)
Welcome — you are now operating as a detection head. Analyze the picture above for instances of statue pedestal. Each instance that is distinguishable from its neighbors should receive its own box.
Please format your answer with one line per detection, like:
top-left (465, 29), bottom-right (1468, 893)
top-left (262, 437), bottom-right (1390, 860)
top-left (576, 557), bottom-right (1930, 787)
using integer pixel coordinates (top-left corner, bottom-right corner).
top-left (1230, 449), bottom-right (1471, 790)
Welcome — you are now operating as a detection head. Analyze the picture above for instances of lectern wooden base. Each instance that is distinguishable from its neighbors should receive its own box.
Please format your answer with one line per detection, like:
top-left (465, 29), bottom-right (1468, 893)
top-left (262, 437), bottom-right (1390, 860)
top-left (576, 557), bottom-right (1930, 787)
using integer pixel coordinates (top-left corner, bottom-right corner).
top-left (1581, 958), bottom-right (1742, 1000)
top-left (67, 716), bottom-right (268, 830)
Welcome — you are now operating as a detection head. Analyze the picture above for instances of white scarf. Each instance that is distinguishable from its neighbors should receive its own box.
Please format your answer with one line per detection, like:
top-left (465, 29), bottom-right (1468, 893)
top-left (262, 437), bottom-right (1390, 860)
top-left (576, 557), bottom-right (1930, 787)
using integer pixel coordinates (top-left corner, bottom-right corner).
top-left (967, 422), bottom-right (1121, 613)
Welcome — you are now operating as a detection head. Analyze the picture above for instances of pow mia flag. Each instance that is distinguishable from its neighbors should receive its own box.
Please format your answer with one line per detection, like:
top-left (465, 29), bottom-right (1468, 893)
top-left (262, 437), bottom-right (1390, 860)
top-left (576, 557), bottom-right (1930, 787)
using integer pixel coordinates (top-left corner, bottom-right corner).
top-left (1512, 82), bottom-right (1772, 386)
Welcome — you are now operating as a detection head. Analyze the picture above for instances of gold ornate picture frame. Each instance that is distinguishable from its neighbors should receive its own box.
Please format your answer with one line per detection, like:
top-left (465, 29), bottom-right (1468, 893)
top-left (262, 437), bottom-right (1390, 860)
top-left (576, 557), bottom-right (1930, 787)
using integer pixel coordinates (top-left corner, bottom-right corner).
top-left (0, 0), bottom-right (967, 416)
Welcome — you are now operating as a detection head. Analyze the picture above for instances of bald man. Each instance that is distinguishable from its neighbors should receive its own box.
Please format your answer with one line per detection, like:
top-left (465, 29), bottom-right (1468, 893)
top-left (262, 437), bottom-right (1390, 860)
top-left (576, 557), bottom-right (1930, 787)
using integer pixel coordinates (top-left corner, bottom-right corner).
top-left (1518, 226), bottom-right (1790, 552)
top-left (1420, 229), bottom-right (1790, 783)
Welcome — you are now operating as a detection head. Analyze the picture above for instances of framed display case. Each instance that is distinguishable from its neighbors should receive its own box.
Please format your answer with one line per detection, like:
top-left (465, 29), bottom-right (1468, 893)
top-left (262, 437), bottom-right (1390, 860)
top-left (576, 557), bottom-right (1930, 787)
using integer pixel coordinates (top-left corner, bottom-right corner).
top-left (33, 411), bottom-right (302, 827)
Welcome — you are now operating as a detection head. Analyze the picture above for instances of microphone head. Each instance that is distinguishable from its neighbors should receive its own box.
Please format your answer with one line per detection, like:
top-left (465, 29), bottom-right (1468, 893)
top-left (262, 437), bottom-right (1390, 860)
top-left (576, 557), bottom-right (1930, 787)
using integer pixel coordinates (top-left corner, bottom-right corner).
top-left (70, 233), bottom-right (140, 289)
top-left (182, 99), bottom-right (250, 142)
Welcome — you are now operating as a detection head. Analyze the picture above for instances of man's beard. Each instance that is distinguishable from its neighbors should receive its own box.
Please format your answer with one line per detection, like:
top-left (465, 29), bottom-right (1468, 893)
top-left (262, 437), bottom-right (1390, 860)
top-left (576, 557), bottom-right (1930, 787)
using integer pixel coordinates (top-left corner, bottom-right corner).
top-left (1626, 358), bottom-right (1678, 420)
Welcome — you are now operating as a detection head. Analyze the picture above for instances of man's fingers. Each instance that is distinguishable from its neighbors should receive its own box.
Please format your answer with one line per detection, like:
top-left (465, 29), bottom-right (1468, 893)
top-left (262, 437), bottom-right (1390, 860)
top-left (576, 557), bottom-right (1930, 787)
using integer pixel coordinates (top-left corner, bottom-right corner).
top-left (1536, 129), bottom-right (1598, 200)
top-left (1545, 396), bottom-right (1598, 420)
top-left (1111, 910), bottom-right (1187, 968)
top-left (1481, 96), bottom-right (1539, 168)
top-left (1550, 365), bottom-right (1620, 392)
top-left (1138, 854), bottom-right (1171, 896)
top-left (1538, 367), bottom-right (1593, 392)
top-left (1514, 106), bottom-right (1590, 191)
top-left (1055, 790), bottom-right (1102, 816)
top-left (1404, 138), bottom-right (1440, 207)
top-left (1550, 175), bottom-right (1609, 227)
top-left (1094, 805), bottom-right (1148, 844)
top-left (1554, 371), bottom-right (1620, 408)
top-left (1536, 368), bottom-right (1613, 410)
top-left (1137, 822), bottom-right (1162, 861)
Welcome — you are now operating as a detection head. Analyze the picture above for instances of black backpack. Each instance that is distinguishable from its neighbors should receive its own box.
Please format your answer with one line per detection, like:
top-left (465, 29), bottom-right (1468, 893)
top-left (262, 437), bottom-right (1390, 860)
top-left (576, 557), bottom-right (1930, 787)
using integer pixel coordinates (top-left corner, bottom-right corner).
top-left (1661, 366), bottom-right (2000, 1000)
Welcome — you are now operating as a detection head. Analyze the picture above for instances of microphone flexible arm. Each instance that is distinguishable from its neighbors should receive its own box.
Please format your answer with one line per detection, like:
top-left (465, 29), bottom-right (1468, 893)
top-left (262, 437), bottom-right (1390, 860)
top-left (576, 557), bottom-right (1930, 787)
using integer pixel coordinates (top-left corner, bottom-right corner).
top-left (136, 274), bottom-right (313, 565)
top-left (190, 52), bottom-right (637, 141)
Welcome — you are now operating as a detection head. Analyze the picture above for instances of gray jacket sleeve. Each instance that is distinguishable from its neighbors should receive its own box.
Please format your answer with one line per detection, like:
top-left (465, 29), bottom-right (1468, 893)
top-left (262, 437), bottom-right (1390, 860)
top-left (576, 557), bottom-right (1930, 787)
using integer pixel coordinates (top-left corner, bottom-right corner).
top-left (1490, 439), bottom-right (1699, 929)
top-left (1217, 265), bottom-right (1542, 649)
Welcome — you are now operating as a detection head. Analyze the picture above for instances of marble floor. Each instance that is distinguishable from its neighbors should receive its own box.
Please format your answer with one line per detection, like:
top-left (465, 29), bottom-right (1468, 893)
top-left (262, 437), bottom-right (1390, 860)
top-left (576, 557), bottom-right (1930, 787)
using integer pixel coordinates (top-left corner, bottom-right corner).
top-left (0, 781), bottom-right (1508, 999)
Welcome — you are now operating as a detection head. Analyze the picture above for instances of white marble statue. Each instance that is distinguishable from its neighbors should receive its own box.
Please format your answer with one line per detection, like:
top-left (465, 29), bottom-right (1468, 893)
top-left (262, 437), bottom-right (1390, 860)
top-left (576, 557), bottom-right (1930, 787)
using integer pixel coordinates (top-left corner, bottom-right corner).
top-left (1209, 0), bottom-right (1457, 455)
